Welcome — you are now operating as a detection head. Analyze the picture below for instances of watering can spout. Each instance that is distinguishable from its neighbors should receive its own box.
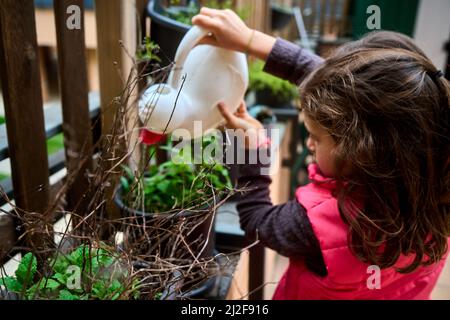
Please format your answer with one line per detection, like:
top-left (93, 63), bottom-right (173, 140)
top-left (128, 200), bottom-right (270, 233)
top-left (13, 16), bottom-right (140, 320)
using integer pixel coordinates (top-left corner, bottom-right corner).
top-left (140, 129), bottom-right (166, 146)
top-left (139, 26), bottom-right (249, 141)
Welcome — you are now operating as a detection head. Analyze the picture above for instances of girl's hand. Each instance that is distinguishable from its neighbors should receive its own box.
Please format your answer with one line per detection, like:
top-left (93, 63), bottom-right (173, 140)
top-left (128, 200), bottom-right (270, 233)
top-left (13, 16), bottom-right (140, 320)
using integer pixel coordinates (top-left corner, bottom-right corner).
top-left (218, 101), bottom-right (267, 149)
top-left (192, 8), bottom-right (276, 61)
top-left (218, 101), bottom-right (262, 131)
top-left (192, 8), bottom-right (252, 53)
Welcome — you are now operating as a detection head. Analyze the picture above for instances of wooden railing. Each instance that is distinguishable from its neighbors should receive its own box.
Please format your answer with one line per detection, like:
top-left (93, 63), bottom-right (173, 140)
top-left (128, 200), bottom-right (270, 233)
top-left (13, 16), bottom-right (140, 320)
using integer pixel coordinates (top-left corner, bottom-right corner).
top-left (0, 0), bottom-right (145, 267)
top-left (0, 0), bottom-right (97, 264)
top-left (0, 2), bottom-right (277, 300)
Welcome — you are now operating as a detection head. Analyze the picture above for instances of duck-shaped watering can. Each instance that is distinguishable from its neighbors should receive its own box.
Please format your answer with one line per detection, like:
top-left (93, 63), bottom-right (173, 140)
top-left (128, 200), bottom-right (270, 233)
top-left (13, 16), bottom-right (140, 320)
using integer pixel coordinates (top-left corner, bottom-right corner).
top-left (139, 26), bottom-right (248, 143)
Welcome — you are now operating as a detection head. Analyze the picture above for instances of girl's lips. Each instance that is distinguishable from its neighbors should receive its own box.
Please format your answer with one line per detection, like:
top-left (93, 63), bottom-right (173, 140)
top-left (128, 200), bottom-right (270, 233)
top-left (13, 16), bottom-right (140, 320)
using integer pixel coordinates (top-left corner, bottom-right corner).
top-left (139, 129), bottom-right (166, 145)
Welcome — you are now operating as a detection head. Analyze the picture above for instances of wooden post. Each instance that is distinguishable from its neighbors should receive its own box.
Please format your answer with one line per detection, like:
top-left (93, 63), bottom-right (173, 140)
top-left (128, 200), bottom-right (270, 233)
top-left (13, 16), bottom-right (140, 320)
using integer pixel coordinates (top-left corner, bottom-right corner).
top-left (121, 0), bottom-right (142, 171)
top-left (0, 0), bottom-right (51, 253)
top-left (0, 215), bottom-right (16, 263)
top-left (236, 0), bottom-right (271, 33)
top-left (95, 0), bottom-right (142, 220)
top-left (54, 0), bottom-right (94, 228)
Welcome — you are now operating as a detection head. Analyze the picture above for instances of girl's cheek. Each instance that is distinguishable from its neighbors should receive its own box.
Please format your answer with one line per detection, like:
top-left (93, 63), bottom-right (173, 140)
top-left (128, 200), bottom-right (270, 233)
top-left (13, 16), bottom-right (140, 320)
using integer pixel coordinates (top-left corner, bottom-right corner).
top-left (315, 148), bottom-right (336, 177)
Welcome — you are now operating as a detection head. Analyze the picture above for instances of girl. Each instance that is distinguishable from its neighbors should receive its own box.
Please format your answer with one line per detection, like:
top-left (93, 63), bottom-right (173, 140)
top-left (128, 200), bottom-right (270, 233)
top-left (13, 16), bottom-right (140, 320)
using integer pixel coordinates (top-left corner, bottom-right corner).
top-left (192, 8), bottom-right (450, 299)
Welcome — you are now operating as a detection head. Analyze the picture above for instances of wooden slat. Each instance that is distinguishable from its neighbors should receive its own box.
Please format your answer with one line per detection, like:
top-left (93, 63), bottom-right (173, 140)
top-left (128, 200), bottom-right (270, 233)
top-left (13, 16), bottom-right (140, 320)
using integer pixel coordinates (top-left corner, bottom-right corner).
top-left (95, 0), bottom-right (142, 221)
top-left (0, 214), bottom-right (16, 262)
top-left (121, 0), bottom-right (142, 171)
top-left (0, 0), bottom-right (51, 252)
top-left (236, 0), bottom-right (271, 33)
top-left (340, 0), bottom-right (350, 37)
top-left (95, 0), bottom-right (124, 223)
top-left (95, 0), bottom-right (141, 160)
top-left (95, 0), bottom-right (125, 136)
top-left (54, 0), bottom-right (94, 225)
top-left (136, 0), bottom-right (150, 94)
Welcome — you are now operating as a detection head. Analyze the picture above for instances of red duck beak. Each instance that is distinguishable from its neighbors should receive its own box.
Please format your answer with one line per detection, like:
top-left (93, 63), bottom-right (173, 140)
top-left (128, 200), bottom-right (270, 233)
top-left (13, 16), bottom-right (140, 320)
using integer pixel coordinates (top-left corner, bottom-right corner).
top-left (139, 129), bottom-right (166, 145)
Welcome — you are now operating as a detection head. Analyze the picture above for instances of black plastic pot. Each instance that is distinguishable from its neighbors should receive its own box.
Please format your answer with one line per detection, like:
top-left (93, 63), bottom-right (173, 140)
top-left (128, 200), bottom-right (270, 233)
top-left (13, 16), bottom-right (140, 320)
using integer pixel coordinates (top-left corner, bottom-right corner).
top-left (248, 105), bottom-right (278, 125)
top-left (271, 4), bottom-right (294, 31)
top-left (133, 254), bottom-right (218, 300)
top-left (114, 186), bottom-right (216, 260)
top-left (147, 0), bottom-right (191, 64)
top-left (0, 289), bottom-right (19, 300)
top-left (172, 269), bottom-right (217, 300)
top-left (254, 88), bottom-right (293, 109)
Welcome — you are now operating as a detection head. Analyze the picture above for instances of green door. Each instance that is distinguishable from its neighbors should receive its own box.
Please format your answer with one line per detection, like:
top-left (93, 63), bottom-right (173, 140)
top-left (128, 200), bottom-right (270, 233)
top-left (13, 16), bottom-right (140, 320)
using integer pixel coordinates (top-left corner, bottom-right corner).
top-left (351, 0), bottom-right (420, 39)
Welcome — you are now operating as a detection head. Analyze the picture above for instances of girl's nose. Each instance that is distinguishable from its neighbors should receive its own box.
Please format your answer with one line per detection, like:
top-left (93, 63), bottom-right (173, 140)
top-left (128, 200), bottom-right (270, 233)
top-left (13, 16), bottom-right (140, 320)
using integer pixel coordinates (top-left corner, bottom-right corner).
top-left (306, 137), bottom-right (315, 153)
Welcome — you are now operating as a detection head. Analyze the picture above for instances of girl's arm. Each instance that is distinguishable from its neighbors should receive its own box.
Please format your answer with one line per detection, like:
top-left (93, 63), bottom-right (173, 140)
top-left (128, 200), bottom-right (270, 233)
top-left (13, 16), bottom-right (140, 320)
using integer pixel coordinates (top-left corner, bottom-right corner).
top-left (236, 151), bottom-right (327, 276)
top-left (217, 103), bottom-right (327, 275)
top-left (263, 38), bottom-right (324, 85)
top-left (192, 8), bottom-right (324, 84)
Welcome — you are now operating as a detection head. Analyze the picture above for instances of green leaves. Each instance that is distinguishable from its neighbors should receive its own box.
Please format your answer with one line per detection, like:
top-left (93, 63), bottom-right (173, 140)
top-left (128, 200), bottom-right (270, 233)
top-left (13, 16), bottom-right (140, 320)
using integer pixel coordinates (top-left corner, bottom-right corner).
top-left (59, 289), bottom-right (80, 300)
top-left (91, 279), bottom-right (124, 300)
top-left (165, 0), bottom-right (248, 25)
top-left (123, 161), bottom-right (230, 213)
top-left (38, 279), bottom-right (60, 291)
top-left (121, 135), bottom-right (231, 214)
top-left (120, 176), bottom-right (130, 193)
top-left (0, 244), bottom-right (137, 300)
top-left (52, 273), bottom-right (66, 285)
top-left (15, 253), bottom-right (37, 287)
top-left (156, 180), bottom-right (171, 193)
top-left (136, 37), bottom-right (161, 63)
top-left (249, 60), bottom-right (299, 103)
top-left (1, 276), bottom-right (22, 292)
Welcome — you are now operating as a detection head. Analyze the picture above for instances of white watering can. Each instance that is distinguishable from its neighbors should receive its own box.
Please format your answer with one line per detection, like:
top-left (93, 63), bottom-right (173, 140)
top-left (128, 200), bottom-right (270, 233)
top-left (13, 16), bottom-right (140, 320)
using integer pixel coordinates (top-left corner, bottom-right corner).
top-left (139, 26), bottom-right (249, 141)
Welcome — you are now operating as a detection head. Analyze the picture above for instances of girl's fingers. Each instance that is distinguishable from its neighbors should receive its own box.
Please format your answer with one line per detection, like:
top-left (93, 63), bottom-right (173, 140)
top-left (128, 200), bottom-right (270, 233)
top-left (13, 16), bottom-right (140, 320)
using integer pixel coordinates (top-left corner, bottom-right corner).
top-left (199, 7), bottom-right (224, 18)
top-left (237, 103), bottom-right (247, 114)
top-left (235, 102), bottom-right (249, 118)
top-left (192, 14), bottom-right (221, 31)
top-left (217, 102), bottom-right (237, 126)
top-left (196, 35), bottom-right (218, 47)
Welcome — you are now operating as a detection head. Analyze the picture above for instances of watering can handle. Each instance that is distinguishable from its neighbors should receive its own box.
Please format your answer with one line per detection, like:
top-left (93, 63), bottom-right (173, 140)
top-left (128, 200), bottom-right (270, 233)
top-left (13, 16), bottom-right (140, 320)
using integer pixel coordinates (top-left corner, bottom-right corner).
top-left (169, 26), bottom-right (210, 89)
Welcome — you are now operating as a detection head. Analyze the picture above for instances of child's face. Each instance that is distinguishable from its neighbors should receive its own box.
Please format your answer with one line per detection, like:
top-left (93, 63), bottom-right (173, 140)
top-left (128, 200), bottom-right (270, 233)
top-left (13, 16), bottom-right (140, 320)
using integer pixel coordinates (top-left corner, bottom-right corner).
top-left (304, 114), bottom-right (337, 177)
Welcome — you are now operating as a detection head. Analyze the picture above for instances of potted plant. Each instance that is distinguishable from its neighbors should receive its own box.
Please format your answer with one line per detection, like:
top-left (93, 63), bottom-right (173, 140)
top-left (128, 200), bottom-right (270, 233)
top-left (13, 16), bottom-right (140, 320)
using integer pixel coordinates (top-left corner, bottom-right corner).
top-left (136, 36), bottom-right (162, 71)
top-left (115, 135), bottom-right (231, 260)
top-left (0, 244), bottom-right (140, 300)
top-left (115, 161), bottom-right (230, 258)
top-left (248, 60), bottom-right (299, 108)
top-left (147, 0), bottom-right (248, 63)
top-left (113, 135), bottom-right (231, 299)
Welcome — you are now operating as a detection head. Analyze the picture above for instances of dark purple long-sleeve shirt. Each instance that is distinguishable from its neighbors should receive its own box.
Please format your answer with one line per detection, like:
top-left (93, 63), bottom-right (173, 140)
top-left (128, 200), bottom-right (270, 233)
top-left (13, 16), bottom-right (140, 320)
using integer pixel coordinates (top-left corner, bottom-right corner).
top-left (237, 38), bottom-right (328, 276)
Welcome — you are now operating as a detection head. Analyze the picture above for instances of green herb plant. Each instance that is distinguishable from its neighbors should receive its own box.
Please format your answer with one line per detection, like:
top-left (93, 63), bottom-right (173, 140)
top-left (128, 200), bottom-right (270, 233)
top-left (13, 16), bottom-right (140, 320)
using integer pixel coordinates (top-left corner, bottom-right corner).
top-left (120, 134), bottom-right (231, 213)
top-left (165, 0), bottom-right (249, 26)
top-left (0, 244), bottom-right (139, 300)
top-left (249, 60), bottom-right (299, 103)
top-left (136, 36), bottom-right (162, 63)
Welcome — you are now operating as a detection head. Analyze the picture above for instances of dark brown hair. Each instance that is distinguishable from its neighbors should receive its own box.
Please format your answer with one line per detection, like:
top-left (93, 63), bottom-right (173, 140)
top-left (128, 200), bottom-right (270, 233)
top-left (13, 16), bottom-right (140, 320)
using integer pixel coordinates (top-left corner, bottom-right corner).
top-left (300, 31), bottom-right (450, 273)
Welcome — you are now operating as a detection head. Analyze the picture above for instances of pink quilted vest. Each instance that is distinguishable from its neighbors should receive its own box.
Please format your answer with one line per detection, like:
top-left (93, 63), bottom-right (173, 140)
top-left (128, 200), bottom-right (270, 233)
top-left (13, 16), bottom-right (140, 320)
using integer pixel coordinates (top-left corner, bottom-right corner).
top-left (273, 164), bottom-right (448, 300)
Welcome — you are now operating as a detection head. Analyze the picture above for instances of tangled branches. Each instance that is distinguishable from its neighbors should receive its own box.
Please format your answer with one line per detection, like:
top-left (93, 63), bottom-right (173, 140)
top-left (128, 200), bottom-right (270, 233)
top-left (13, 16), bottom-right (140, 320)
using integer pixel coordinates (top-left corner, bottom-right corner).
top-left (0, 44), bottom-right (246, 300)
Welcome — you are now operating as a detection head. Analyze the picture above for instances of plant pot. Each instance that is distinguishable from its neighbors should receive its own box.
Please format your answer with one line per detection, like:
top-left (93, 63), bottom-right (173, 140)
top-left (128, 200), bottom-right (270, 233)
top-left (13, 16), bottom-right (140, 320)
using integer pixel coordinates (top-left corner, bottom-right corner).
top-left (147, 0), bottom-right (191, 64)
top-left (0, 289), bottom-right (19, 300)
top-left (133, 252), bottom-right (219, 300)
top-left (114, 186), bottom-right (216, 260)
top-left (271, 4), bottom-right (294, 31)
top-left (248, 105), bottom-right (278, 125)
top-left (254, 88), bottom-right (293, 109)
